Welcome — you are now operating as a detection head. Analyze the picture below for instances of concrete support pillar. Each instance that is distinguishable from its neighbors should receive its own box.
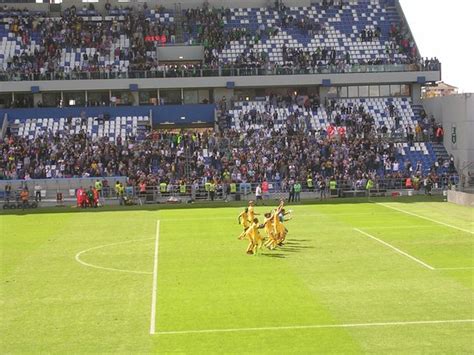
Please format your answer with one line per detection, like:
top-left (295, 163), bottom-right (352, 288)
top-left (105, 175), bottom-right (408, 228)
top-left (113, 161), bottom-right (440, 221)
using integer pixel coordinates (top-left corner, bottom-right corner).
top-left (319, 87), bottom-right (331, 106)
top-left (131, 91), bottom-right (139, 106)
top-left (214, 88), bottom-right (234, 109)
top-left (33, 93), bottom-right (42, 107)
top-left (412, 84), bottom-right (422, 105)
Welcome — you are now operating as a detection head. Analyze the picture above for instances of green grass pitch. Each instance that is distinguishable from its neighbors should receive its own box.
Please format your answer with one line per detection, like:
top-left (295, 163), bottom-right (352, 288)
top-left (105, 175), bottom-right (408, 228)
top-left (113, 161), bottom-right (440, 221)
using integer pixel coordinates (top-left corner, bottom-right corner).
top-left (1, 200), bottom-right (473, 353)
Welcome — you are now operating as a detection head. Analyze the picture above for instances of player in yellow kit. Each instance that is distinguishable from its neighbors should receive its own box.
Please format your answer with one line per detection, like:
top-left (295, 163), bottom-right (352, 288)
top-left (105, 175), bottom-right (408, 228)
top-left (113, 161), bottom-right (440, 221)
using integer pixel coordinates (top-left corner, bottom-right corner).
top-left (273, 200), bottom-right (290, 245)
top-left (244, 218), bottom-right (264, 255)
top-left (262, 212), bottom-right (278, 250)
top-left (278, 208), bottom-right (292, 244)
top-left (237, 208), bottom-right (250, 240)
top-left (237, 200), bottom-right (292, 254)
top-left (247, 200), bottom-right (259, 224)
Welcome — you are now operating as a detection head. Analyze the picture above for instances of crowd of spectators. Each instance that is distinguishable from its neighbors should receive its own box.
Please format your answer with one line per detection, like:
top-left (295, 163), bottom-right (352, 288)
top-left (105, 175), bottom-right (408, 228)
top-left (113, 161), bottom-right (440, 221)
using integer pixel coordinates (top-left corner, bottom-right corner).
top-left (1, 4), bottom-right (176, 80)
top-left (0, 1), bottom-right (441, 81)
top-left (181, 1), bottom-right (437, 72)
top-left (321, 99), bottom-right (445, 143)
top-left (1, 98), bottom-right (456, 195)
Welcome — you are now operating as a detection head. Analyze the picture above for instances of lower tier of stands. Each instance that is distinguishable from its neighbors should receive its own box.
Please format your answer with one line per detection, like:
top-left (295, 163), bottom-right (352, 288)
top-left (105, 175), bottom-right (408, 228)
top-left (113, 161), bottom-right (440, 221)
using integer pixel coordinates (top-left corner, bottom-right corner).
top-left (1, 98), bottom-right (452, 182)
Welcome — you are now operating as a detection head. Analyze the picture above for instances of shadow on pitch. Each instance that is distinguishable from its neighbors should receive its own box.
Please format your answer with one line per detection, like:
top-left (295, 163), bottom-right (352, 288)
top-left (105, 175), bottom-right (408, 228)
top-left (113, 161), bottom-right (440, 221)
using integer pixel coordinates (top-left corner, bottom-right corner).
top-left (283, 246), bottom-right (314, 252)
top-left (260, 239), bottom-right (315, 257)
top-left (284, 240), bottom-right (315, 250)
top-left (262, 253), bottom-right (286, 258)
top-left (284, 242), bottom-right (314, 248)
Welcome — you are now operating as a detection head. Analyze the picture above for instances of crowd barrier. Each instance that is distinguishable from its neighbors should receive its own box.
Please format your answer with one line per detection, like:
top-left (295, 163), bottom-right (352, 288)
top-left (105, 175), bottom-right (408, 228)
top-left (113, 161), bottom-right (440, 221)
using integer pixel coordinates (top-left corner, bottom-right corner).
top-left (0, 177), bottom-right (127, 201)
top-left (0, 177), bottom-right (458, 208)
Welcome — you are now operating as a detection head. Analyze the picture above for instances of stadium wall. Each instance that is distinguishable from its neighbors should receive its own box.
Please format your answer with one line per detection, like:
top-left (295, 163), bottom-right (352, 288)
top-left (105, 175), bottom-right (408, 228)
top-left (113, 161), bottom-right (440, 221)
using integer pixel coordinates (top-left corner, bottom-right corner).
top-left (0, 177), bottom-right (128, 200)
top-left (0, 71), bottom-right (441, 94)
top-left (422, 93), bottom-right (474, 175)
top-left (157, 46), bottom-right (205, 62)
top-left (447, 190), bottom-right (474, 207)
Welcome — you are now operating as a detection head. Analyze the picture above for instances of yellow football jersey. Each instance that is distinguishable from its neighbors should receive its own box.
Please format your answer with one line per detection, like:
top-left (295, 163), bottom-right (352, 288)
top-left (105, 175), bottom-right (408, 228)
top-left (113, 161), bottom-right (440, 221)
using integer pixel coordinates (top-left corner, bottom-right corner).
top-left (248, 205), bottom-right (255, 222)
top-left (240, 211), bottom-right (250, 228)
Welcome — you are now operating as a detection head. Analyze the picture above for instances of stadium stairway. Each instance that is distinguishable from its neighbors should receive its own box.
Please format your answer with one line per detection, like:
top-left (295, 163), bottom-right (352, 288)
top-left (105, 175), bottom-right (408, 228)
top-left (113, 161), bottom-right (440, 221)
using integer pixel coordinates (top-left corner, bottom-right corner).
top-left (174, 3), bottom-right (184, 44)
top-left (411, 104), bottom-right (424, 122)
top-left (395, 142), bottom-right (453, 175)
top-left (431, 142), bottom-right (451, 161)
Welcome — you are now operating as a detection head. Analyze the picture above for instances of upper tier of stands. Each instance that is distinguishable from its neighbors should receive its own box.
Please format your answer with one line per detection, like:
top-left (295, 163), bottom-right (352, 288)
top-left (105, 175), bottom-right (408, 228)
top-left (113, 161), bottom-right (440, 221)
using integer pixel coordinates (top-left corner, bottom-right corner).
top-left (0, 5), bottom-right (176, 78)
top-left (0, 1), bottom-right (440, 81)
top-left (203, 1), bottom-right (414, 65)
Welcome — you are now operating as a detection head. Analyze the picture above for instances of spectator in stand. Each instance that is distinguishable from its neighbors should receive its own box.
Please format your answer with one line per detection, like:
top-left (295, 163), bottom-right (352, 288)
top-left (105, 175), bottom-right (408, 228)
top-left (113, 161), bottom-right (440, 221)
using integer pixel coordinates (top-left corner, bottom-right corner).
top-left (288, 180), bottom-right (295, 202)
top-left (294, 181), bottom-right (302, 202)
top-left (95, 179), bottom-right (103, 198)
top-left (115, 181), bottom-right (125, 205)
top-left (318, 178), bottom-right (326, 199)
top-left (262, 179), bottom-right (270, 200)
top-left (34, 183), bottom-right (41, 202)
top-left (255, 184), bottom-right (263, 204)
top-left (20, 188), bottom-right (29, 209)
top-left (4, 184), bottom-right (12, 202)
top-left (435, 125), bottom-right (444, 144)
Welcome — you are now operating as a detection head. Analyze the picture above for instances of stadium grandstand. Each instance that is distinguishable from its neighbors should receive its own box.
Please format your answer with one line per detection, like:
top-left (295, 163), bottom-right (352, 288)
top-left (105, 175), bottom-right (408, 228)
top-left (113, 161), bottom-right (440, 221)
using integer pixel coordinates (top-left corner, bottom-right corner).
top-left (0, 0), bottom-right (463, 204)
top-left (2, 1), bottom-right (473, 354)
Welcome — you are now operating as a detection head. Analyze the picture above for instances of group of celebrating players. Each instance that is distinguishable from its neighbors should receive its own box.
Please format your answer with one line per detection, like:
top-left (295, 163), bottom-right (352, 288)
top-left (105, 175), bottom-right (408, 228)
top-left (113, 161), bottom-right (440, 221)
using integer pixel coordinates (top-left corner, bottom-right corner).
top-left (237, 200), bottom-right (292, 255)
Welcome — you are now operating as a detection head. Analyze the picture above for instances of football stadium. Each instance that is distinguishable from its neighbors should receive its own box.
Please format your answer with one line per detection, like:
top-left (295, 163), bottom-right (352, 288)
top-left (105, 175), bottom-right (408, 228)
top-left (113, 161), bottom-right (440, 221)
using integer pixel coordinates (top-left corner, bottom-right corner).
top-left (1, 0), bottom-right (473, 353)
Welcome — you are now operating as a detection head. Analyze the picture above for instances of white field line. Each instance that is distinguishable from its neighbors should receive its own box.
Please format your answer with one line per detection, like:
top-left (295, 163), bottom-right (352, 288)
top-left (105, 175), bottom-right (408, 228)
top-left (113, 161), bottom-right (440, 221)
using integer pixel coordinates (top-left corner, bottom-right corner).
top-left (149, 220), bottom-right (161, 335)
top-left (354, 228), bottom-right (435, 270)
top-left (155, 319), bottom-right (474, 335)
top-left (376, 203), bottom-right (474, 235)
top-left (75, 238), bottom-right (154, 275)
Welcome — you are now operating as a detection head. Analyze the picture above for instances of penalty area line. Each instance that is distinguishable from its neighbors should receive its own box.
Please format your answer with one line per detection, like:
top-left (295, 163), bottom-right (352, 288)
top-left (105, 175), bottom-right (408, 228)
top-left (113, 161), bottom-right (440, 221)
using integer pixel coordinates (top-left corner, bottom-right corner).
top-left (149, 220), bottom-right (160, 335)
top-left (376, 203), bottom-right (474, 235)
top-left (154, 319), bottom-right (474, 335)
top-left (354, 228), bottom-right (435, 270)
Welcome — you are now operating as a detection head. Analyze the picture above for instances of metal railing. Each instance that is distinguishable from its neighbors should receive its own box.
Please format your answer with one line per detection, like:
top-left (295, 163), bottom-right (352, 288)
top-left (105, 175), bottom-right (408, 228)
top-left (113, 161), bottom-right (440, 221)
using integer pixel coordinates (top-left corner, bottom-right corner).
top-left (1, 177), bottom-right (458, 208)
top-left (0, 63), bottom-right (440, 82)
